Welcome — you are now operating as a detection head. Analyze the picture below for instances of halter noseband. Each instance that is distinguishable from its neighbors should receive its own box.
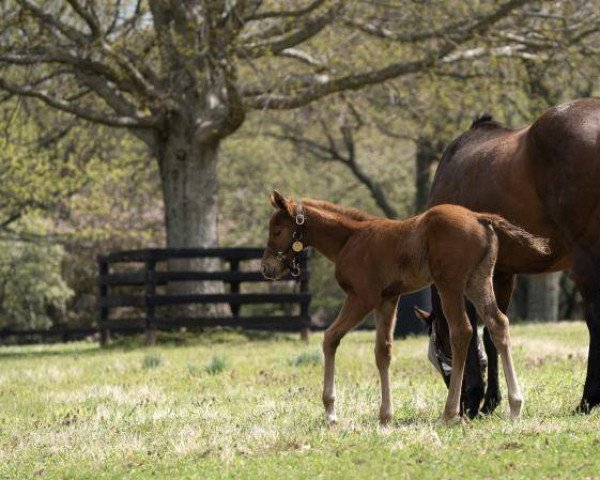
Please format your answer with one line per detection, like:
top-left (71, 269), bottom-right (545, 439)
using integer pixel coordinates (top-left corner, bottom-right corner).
top-left (267, 203), bottom-right (306, 277)
top-left (428, 320), bottom-right (453, 384)
top-left (428, 319), bottom-right (488, 387)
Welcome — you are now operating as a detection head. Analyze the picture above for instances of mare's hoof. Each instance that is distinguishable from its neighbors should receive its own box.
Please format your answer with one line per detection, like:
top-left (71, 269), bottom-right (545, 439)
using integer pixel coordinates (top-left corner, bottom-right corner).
top-left (481, 395), bottom-right (501, 415)
top-left (575, 397), bottom-right (600, 415)
top-left (326, 414), bottom-right (338, 426)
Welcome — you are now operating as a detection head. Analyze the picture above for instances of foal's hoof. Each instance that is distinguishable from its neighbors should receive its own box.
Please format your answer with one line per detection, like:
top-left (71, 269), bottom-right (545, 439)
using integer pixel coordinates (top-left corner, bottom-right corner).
top-left (508, 395), bottom-right (523, 420)
top-left (438, 414), bottom-right (461, 426)
top-left (326, 414), bottom-right (338, 426)
top-left (379, 415), bottom-right (393, 427)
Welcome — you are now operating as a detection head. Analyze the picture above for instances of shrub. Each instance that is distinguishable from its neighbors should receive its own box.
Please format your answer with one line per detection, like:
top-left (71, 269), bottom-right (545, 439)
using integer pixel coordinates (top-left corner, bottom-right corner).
top-left (290, 349), bottom-right (323, 367)
top-left (142, 353), bottom-right (163, 369)
top-left (205, 355), bottom-right (228, 375)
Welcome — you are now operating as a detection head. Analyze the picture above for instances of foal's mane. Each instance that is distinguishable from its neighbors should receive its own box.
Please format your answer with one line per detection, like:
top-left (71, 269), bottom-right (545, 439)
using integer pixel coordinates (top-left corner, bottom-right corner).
top-left (302, 198), bottom-right (380, 222)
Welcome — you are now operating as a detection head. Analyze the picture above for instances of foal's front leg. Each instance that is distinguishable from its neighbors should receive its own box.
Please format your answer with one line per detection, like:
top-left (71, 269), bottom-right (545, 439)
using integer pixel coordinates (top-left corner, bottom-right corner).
top-left (374, 297), bottom-right (399, 425)
top-left (322, 295), bottom-right (371, 425)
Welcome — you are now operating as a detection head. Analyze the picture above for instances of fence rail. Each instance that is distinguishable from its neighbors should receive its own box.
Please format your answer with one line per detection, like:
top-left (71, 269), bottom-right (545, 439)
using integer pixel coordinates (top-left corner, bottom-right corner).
top-left (97, 247), bottom-right (311, 345)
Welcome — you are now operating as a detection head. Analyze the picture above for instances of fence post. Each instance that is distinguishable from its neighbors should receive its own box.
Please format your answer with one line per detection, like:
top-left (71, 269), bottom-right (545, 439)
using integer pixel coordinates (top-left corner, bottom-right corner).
top-left (299, 252), bottom-right (311, 343)
top-left (229, 259), bottom-right (240, 318)
top-left (145, 258), bottom-right (157, 346)
top-left (98, 257), bottom-right (110, 347)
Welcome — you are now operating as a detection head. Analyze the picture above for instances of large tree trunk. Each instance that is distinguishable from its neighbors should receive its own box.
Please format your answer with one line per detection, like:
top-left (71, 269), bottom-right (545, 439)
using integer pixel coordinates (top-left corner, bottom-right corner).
top-left (155, 126), bottom-right (227, 319)
top-left (526, 273), bottom-right (561, 321)
top-left (159, 137), bottom-right (219, 250)
top-left (415, 137), bottom-right (434, 213)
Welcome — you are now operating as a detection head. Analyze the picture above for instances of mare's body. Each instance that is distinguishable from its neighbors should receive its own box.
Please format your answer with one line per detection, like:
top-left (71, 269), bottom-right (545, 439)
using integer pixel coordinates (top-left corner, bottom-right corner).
top-left (428, 97), bottom-right (600, 414)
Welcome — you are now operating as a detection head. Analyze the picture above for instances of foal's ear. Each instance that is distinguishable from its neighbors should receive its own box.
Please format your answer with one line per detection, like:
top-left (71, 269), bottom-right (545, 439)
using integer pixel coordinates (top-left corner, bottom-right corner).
top-left (414, 307), bottom-right (431, 325)
top-left (270, 190), bottom-right (292, 215)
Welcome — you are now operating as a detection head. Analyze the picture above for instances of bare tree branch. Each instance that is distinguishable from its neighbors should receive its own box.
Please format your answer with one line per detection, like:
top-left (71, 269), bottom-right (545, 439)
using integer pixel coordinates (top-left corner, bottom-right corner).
top-left (0, 78), bottom-right (158, 129)
top-left (269, 119), bottom-right (399, 218)
top-left (17, 0), bottom-right (88, 45)
top-left (238, 2), bottom-right (343, 58)
top-left (245, 0), bottom-right (327, 21)
top-left (65, 0), bottom-right (101, 37)
top-left (245, 0), bottom-right (530, 109)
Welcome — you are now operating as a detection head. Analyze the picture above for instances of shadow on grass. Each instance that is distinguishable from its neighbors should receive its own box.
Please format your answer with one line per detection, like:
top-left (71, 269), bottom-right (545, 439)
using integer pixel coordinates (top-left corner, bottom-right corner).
top-left (109, 327), bottom-right (300, 350)
top-left (0, 343), bottom-right (101, 360)
top-left (0, 327), bottom-right (301, 359)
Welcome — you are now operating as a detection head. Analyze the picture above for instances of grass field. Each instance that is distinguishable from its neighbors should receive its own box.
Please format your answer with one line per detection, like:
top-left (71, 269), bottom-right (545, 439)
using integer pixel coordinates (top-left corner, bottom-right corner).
top-left (1, 322), bottom-right (599, 479)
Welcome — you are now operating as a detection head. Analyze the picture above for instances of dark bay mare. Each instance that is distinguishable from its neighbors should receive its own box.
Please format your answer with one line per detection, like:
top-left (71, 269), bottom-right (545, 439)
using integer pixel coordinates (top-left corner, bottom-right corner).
top-left (426, 97), bottom-right (600, 416)
top-left (261, 191), bottom-right (549, 424)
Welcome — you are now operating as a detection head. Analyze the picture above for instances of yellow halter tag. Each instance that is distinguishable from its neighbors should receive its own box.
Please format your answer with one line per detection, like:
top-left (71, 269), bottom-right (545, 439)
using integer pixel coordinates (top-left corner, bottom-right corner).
top-left (292, 241), bottom-right (304, 253)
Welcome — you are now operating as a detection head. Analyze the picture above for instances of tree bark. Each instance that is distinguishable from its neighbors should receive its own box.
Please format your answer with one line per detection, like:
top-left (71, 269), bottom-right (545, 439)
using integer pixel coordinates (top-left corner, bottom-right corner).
top-left (526, 272), bottom-right (561, 321)
top-left (157, 136), bottom-right (220, 251)
top-left (155, 125), bottom-right (226, 318)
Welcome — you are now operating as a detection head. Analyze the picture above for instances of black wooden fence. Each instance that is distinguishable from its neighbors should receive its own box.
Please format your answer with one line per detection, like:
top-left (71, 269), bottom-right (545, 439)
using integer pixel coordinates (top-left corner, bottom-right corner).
top-left (97, 248), bottom-right (311, 345)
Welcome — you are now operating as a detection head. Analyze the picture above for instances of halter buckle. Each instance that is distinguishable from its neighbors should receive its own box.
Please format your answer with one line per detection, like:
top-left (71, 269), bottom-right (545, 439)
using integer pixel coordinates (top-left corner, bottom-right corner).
top-left (290, 264), bottom-right (301, 277)
top-left (295, 213), bottom-right (305, 225)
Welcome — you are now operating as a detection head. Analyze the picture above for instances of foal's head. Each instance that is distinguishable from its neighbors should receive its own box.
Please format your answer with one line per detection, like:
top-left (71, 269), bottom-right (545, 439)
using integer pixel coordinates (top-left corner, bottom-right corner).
top-left (261, 191), bottom-right (305, 280)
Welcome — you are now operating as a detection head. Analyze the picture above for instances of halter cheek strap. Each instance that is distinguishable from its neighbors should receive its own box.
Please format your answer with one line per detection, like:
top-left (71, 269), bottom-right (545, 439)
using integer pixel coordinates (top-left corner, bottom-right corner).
top-left (267, 203), bottom-right (306, 277)
top-left (428, 322), bottom-right (452, 379)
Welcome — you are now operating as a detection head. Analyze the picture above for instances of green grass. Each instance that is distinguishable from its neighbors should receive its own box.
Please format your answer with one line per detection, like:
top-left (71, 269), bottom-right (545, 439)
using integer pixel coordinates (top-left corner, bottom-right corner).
top-left (1, 322), bottom-right (599, 479)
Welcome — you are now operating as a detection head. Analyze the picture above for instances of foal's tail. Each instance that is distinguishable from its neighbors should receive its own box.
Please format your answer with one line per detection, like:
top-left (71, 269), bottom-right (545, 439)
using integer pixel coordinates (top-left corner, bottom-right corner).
top-left (478, 214), bottom-right (551, 256)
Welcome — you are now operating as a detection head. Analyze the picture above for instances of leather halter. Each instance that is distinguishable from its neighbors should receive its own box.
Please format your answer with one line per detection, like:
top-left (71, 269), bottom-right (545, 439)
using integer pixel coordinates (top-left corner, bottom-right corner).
top-left (266, 203), bottom-right (306, 277)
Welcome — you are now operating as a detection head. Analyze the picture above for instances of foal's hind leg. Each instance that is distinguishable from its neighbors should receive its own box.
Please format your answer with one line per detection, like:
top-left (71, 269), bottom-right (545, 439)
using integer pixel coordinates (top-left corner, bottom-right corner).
top-left (481, 271), bottom-right (515, 414)
top-left (437, 285), bottom-right (473, 422)
top-left (467, 278), bottom-right (523, 419)
top-left (374, 297), bottom-right (399, 425)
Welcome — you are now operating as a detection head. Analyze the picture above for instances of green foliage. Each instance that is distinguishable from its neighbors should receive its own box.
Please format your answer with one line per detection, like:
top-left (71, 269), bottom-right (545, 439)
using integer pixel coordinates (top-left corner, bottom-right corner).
top-left (0, 0), bottom-right (598, 327)
top-left (0, 323), bottom-right (597, 479)
top-left (204, 355), bottom-right (228, 375)
top-left (0, 221), bottom-right (73, 330)
top-left (0, 102), bottom-right (86, 227)
top-left (141, 353), bottom-right (163, 369)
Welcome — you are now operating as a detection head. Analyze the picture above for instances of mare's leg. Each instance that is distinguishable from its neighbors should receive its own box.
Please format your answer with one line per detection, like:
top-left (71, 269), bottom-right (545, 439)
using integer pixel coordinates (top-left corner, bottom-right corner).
top-left (322, 295), bottom-right (372, 425)
top-left (374, 297), bottom-right (399, 425)
top-left (481, 271), bottom-right (515, 414)
top-left (467, 280), bottom-right (523, 419)
top-left (571, 247), bottom-right (600, 413)
top-left (437, 285), bottom-right (473, 422)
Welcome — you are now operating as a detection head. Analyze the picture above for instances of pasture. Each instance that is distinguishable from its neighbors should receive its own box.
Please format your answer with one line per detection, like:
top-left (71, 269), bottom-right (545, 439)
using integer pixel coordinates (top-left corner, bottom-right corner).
top-left (1, 322), bottom-right (599, 479)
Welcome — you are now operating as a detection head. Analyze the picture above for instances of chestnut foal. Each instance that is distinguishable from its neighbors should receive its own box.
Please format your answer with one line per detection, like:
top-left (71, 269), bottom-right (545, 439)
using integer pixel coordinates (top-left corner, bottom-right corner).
top-left (261, 192), bottom-right (549, 424)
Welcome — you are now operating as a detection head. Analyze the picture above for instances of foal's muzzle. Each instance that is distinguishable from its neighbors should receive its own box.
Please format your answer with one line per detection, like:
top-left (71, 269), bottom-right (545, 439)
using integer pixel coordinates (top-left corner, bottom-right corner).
top-left (260, 259), bottom-right (286, 280)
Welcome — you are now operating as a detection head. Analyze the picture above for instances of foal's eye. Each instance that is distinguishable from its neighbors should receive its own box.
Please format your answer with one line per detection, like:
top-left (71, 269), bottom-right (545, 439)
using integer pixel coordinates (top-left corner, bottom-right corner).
top-left (273, 229), bottom-right (281, 237)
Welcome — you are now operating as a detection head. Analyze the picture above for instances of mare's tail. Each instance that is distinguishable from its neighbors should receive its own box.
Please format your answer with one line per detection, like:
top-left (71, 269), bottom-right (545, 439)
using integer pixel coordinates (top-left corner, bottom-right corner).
top-left (478, 214), bottom-right (551, 257)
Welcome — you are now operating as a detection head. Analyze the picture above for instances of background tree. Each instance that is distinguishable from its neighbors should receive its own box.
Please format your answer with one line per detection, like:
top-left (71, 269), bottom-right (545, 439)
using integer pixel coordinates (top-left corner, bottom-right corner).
top-left (0, 0), bottom-right (531, 254)
top-left (258, 0), bottom-right (600, 322)
top-left (1, 0), bottom-right (599, 329)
